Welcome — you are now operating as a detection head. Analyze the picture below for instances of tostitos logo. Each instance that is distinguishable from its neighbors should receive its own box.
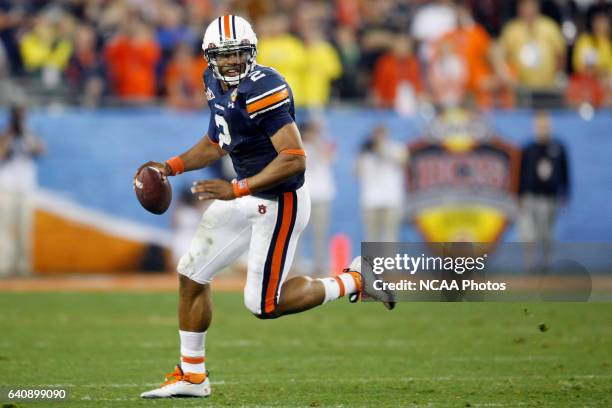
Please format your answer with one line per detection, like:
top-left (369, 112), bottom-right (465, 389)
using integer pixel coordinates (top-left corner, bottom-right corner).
top-left (407, 109), bottom-right (520, 245)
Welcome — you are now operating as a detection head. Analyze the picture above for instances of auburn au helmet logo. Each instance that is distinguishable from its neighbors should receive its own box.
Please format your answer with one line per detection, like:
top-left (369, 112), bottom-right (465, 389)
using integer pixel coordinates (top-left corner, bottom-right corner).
top-left (258, 204), bottom-right (267, 214)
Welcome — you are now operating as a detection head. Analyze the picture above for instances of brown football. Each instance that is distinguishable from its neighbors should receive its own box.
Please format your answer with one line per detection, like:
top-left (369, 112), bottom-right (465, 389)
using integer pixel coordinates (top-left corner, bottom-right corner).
top-left (134, 166), bottom-right (172, 215)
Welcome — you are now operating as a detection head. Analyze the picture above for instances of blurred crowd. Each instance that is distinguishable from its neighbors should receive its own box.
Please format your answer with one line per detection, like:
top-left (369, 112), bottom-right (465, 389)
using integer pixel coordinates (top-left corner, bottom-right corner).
top-left (0, 0), bottom-right (611, 111)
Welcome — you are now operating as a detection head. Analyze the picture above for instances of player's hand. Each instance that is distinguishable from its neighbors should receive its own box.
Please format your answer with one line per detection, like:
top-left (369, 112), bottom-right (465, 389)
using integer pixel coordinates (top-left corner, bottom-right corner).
top-left (191, 179), bottom-right (235, 201)
top-left (134, 161), bottom-right (171, 181)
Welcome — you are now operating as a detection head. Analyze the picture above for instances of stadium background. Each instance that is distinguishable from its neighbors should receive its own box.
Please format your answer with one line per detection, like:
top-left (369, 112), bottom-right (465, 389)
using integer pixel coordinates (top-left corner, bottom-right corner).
top-left (1, 1), bottom-right (612, 407)
top-left (1, 0), bottom-right (611, 275)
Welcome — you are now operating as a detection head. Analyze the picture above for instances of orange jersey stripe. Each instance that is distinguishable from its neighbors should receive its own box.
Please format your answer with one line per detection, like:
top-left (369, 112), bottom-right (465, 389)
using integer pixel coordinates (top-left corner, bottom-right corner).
top-left (247, 89), bottom-right (289, 114)
top-left (264, 192), bottom-right (294, 313)
top-left (223, 15), bottom-right (231, 39)
top-left (280, 149), bottom-right (306, 156)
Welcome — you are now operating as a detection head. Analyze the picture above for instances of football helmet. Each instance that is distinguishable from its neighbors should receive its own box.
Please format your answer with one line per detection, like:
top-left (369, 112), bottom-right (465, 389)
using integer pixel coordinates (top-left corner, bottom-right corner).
top-left (202, 15), bottom-right (257, 86)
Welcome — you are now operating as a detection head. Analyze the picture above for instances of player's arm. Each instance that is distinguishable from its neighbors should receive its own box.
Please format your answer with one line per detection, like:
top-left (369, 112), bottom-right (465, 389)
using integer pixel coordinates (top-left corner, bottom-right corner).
top-left (135, 135), bottom-right (225, 178)
top-left (166, 136), bottom-right (226, 175)
top-left (246, 122), bottom-right (305, 192)
top-left (191, 122), bottom-right (305, 201)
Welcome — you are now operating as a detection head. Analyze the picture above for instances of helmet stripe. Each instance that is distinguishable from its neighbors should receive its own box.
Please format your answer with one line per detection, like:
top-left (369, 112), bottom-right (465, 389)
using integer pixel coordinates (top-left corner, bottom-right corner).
top-left (217, 17), bottom-right (222, 42)
top-left (223, 15), bottom-right (231, 39)
top-left (231, 15), bottom-right (236, 39)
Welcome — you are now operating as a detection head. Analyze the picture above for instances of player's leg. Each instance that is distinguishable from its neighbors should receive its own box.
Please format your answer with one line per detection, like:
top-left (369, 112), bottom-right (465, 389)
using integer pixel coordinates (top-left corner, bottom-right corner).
top-left (141, 199), bottom-right (251, 398)
top-left (241, 187), bottom-right (390, 319)
top-left (272, 193), bottom-right (393, 314)
top-left (179, 275), bottom-right (212, 332)
top-left (240, 189), bottom-right (310, 318)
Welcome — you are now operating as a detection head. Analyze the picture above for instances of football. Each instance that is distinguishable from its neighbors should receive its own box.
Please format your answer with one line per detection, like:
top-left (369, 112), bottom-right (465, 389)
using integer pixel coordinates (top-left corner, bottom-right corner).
top-left (134, 166), bottom-right (172, 214)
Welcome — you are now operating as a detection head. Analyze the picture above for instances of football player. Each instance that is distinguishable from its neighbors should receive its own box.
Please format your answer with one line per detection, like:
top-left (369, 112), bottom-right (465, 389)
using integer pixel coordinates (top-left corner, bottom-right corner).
top-left (138, 15), bottom-right (394, 399)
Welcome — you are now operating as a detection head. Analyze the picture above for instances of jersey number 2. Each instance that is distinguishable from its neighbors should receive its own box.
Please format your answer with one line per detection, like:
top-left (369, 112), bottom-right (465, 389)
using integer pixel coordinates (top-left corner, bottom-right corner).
top-left (214, 114), bottom-right (231, 147)
top-left (248, 70), bottom-right (266, 82)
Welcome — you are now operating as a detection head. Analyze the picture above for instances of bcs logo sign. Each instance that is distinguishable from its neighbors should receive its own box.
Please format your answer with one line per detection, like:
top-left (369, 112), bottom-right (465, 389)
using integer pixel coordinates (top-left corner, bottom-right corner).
top-left (407, 110), bottom-right (520, 243)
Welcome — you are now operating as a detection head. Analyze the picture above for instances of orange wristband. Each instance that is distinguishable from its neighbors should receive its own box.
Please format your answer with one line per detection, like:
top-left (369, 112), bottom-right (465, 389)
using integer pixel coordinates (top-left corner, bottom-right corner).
top-left (232, 179), bottom-right (251, 198)
top-left (166, 156), bottom-right (185, 176)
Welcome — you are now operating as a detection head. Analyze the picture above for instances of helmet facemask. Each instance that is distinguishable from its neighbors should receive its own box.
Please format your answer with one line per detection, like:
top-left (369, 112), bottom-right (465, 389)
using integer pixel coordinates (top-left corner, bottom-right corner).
top-left (204, 42), bottom-right (257, 86)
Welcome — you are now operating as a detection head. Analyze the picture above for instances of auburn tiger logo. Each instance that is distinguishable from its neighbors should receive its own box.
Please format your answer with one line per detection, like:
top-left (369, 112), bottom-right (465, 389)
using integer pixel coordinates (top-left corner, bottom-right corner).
top-left (258, 204), bottom-right (267, 214)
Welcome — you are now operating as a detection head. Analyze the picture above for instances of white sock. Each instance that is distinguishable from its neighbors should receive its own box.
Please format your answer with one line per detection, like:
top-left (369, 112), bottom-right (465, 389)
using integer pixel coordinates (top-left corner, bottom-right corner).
top-left (318, 272), bottom-right (361, 304)
top-left (179, 330), bottom-right (206, 374)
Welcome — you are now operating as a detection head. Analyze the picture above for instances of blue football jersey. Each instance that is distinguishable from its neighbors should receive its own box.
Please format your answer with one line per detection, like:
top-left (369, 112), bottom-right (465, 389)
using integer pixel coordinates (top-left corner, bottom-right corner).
top-left (204, 64), bottom-right (304, 197)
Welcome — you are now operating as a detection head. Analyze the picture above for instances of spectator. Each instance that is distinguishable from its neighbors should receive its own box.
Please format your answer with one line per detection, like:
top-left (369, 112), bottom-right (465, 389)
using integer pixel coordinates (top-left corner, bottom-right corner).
top-left (431, 2), bottom-right (514, 109)
top-left (0, 38), bottom-right (26, 106)
top-left (573, 9), bottom-right (611, 78)
top-left (429, 34), bottom-right (470, 109)
top-left (0, 38), bottom-right (7, 101)
top-left (371, 35), bottom-right (424, 113)
top-left (566, 50), bottom-right (606, 108)
top-left (302, 120), bottom-right (336, 277)
top-left (156, 3), bottom-right (196, 56)
top-left (411, 0), bottom-right (457, 60)
top-left (333, 26), bottom-right (362, 100)
top-left (518, 111), bottom-right (570, 272)
top-left (104, 16), bottom-right (161, 102)
top-left (0, 0), bottom-right (605, 109)
top-left (0, 1), bottom-right (26, 74)
top-left (464, 0), bottom-right (514, 36)
top-left (0, 36), bottom-right (5, 69)
top-left (0, 105), bottom-right (45, 277)
top-left (256, 13), bottom-right (306, 107)
top-left (411, 0), bottom-right (457, 43)
top-left (19, 8), bottom-right (75, 88)
top-left (164, 43), bottom-right (207, 110)
top-left (156, 2), bottom-right (197, 89)
top-left (356, 125), bottom-right (408, 242)
top-left (300, 25), bottom-right (342, 109)
top-left (66, 23), bottom-right (104, 107)
top-left (335, 0), bottom-right (361, 29)
top-left (358, 1), bottom-right (398, 74)
top-left (499, 0), bottom-right (566, 90)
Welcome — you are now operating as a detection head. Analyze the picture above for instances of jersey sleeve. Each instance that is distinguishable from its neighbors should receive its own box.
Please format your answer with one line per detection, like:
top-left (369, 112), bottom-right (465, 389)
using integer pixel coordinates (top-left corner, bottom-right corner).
top-left (207, 113), bottom-right (219, 144)
top-left (242, 70), bottom-right (294, 137)
top-left (203, 70), bottom-right (220, 143)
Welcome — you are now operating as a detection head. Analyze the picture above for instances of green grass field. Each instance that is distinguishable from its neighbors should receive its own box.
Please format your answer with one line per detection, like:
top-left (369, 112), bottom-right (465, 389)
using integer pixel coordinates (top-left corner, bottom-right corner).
top-left (1, 292), bottom-right (611, 407)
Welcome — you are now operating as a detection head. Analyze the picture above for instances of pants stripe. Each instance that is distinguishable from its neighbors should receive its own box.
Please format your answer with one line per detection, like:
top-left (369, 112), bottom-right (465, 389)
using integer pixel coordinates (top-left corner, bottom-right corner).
top-left (275, 191), bottom-right (298, 306)
top-left (261, 191), bottom-right (297, 315)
